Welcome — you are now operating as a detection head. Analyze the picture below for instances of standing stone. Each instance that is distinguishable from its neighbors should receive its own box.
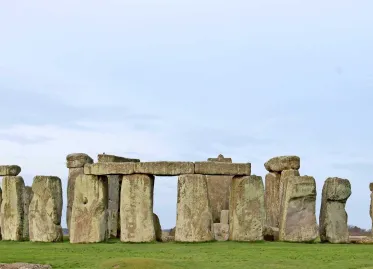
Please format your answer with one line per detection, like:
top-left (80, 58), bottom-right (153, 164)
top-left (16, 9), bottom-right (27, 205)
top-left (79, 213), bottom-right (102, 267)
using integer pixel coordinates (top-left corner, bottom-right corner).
top-left (229, 175), bottom-right (265, 241)
top-left (153, 213), bottom-right (162, 242)
top-left (0, 176), bottom-right (25, 241)
top-left (279, 169), bottom-right (300, 216)
top-left (264, 172), bottom-right (281, 228)
top-left (206, 154), bottom-right (232, 223)
top-left (120, 174), bottom-right (155, 242)
top-left (97, 154), bottom-right (140, 239)
top-left (175, 174), bottom-right (214, 242)
top-left (370, 183), bottom-right (373, 237)
top-left (29, 176), bottom-right (63, 242)
top-left (66, 153), bottom-right (93, 233)
top-left (23, 186), bottom-right (33, 240)
top-left (0, 187), bottom-right (2, 240)
top-left (70, 174), bottom-right (108, 243)
top-left (220, 210), bottom-right (229, 225)
top-left (319, 177), bottom-right (351, 243)
top-left (279, 175), bottom-right (317, 242)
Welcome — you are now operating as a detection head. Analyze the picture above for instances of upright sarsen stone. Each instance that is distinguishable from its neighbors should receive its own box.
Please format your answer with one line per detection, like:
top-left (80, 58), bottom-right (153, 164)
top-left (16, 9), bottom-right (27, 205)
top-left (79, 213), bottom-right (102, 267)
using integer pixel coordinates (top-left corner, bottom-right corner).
top-left (70, 174), bottom-right (108, 243)
top-left (23, 186), bottom-right (33, 240)
top-left (29, 176), bottom-right (63, 242)
top-left (279, 175), bottom-right (317, 242)
top-left (0, 187), bottom-right (2, 240)
top-left (66, 153), bottom-right (93, 233)
top-left (265, 172), bottom-right (281, 228)
top-left (319, 177), bottom-right (351, 243)
top-left (175, 174), bottom-right (214, 242)
top-left (0, 176), bottom-right (25, 241)
top-left (120, 174), bottom-right (155, 242)
top-left (229, 175), bottom-right (265, 241)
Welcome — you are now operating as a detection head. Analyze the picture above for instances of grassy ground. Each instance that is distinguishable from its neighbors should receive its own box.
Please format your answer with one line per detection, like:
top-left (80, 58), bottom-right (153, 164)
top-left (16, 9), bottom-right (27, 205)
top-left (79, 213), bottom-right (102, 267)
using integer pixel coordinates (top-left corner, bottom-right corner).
top-left (1, 239), bottom-right (373, 269)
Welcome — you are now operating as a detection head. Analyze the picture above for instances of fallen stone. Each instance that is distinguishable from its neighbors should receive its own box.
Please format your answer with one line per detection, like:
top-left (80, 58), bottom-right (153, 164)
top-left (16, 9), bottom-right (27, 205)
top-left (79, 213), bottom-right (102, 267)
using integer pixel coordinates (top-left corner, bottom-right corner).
top-left (279, 175), bottom-right (317, 242)
top-left (66, 153), bottom-right (93, 168)
top-left (220, 210), bottom-right (229, 224)
top-left (23, 186), bottom-right (33, 240)
top-left (213, 223), bottom-right (229, 241)
top-left (264, 172), bottom-right (281, 228)
top-left (98, 154), bottom-right (140, 163)
top-left (66, 153), bottom-right (93, 232)
top-left (0, 165), bottom-right (21, 176)
top-left (264, 156), bottom-right (300, 172)
top-left (1, 176), bottom-right (25, 241)
top-left (175, 174), bottom-right (214, 242)
top-left (229, 175), bottom-right (265, 241)
top-left (194, 162), bottom-right (251, 175)
top-left (207, 154), bottom-right (232, 163)
top-left (120, 174), bottom-right (155, 242)
top-left (29, 176), bottom-right (63, 242)
top-left (153, 213), bottom-right (162, 242)
top-left (319, 177), bottom-right (351, 243)
top-left (263, 226), bottom-right (279, 241)
top-left (0, 263), bottom-right (52, 269)
top-left (70, 174), bottom-right (108, 243)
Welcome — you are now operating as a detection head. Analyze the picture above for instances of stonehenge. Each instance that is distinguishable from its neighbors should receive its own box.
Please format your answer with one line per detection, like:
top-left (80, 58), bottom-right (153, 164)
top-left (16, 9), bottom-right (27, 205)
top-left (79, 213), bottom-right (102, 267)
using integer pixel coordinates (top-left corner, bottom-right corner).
top-left (319, 177), bottom-right (351, 243)
top-left (0, 153), bottom-right (361, 245)
top-left (29, 176), bottom-right (63, 242)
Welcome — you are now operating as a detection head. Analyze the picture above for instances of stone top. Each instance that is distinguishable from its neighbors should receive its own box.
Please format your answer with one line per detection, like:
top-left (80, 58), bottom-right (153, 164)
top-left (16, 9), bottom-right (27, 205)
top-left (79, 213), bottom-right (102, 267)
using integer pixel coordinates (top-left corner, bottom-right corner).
top-left (84, 161), bottom-right (251, 176)
top-left (370, 182), bottom-right (373, 192)
top-left (207, 154), bottom-right (232, 163)
top-left (97, 154), bottom-right (140, 163)
top-left (0, 165), bottom-right (21, 176)
top-left (324, 177), bottom-right (351, 201)
top-left (264, 156), bottom-right (300, 172)
top-left (66, 153), bottom-right (93, 168)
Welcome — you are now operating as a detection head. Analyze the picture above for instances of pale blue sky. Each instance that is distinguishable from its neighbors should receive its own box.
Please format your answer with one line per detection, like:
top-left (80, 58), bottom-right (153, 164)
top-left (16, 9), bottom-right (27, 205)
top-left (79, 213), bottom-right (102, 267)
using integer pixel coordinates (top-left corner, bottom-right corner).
top-left (0, 0), bottom-right (372, 229)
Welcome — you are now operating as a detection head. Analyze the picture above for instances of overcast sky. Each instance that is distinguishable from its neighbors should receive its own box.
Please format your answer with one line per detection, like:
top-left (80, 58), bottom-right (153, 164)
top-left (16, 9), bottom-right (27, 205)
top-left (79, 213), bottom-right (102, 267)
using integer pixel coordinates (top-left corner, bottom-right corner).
top-left (0, 0), bottom-right (372, 229)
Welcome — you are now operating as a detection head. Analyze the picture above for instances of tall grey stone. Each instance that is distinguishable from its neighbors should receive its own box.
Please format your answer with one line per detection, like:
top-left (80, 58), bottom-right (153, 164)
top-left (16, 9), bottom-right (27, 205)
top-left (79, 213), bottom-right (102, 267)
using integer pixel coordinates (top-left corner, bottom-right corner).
top-left (206, 154), bottom-right (233, 223)
top-left (279, 175), bottom-right (317, 242)
top-left (0, 176), bottom-right (25, 241)
top-left (319, 177), bottom-right (351, 243)
top-left (66, 153), bottom-right (93, 233)
top-left (29, 176), bottom-right (63, 242)
top-left (97, 154), bottom-right (140, 238)
top-left (23, 186), bottom-right (33, 240)
top-left (264, 172), bottom-right (281, 228)
top-left (70, 174), bottom-right (108, 243)
top-left (120, 174), bottom-right (155, 242)
top-left (175, 174), bottom-right (214, 242)
top-left (229, 175), bottom-right (265, 241)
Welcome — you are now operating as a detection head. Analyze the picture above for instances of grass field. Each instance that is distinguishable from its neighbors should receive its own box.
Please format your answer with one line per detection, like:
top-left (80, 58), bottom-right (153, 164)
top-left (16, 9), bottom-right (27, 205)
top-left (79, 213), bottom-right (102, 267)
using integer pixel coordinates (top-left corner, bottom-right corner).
top-left (1, 239), bottom-right (373, 269)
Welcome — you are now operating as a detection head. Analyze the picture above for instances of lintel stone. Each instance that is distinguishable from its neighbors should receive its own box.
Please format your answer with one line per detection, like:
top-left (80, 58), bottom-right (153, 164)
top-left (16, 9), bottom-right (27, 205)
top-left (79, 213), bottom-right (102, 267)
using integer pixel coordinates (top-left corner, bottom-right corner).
top-left (194, 162), bottom-right (251, 175)
top-left (97, 154), bottom-right (140, 163)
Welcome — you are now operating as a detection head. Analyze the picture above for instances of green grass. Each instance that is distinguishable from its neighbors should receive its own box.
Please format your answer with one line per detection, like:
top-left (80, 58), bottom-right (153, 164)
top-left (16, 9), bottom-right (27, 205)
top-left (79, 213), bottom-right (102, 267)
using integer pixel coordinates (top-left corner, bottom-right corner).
top-left (1, 239), bottom-right (373, 269)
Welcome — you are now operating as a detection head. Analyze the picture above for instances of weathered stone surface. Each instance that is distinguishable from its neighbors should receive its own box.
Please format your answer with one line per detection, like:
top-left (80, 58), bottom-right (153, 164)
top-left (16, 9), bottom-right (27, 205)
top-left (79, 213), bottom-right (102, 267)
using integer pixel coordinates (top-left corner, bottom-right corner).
top-left (66, 153), bottom-right (93, 233)
top-left (264, 172), bottom-right (281, 228)
top-left (319, 177), bottom-right (351, 243)
top-left (194, 162), bottom-right (251, 175)
top-left (0, 165), bottom-right (21, 176)
top-left (370, 182), bottom-right (373, 192)
top-left (263, 226), bottom-right (279, 241)
top-left (175, 174), bottom-right (214, 242)
top-left (23, 186), bottom-right (33, 240)
top-left (279, 175), bottom-right (317, 242)
top-left (84, 162), bottom-right (136, 175)
top-left (0, 263), bottom-right (52, 269)
top-left (120, 174), bottom-right (155, 242)
top-left (29, 176), bottom-right (63, 242)
top-left (153, 213), bottom-right (162, 242)
top-left (70, 174), bottom-right (108, 243)
top-left (169, 226), bottom-right (176, 236)
top-left (207, 154), bottom-right (232, 163)
top-left (229, 175), bottom-right (265, 241)
top-left (66, 153), bottom-right (93, 168)
top-left (0, 187), bottom-right (2, 240)
top-left (220, 210), bottom-right (229, 224)
top-left (107, 175), bottom-right (121, 238)
top-left (206, 175), bottom-right (231, 223)
top-left (0, 176), bottom-right (24, 241)
top-left (135, 162), bottom-right (194, 176)
top-left (371, 183), bottom-right (373, 237)
top-left (264, 156), bottom-right (300, 172)
top-left (279, 169), bottom-right (300, 217)
top-left (161, 231), bottom-right (175, 242)
top-left (213, 223), bottom-right (229, 241)
top-left (98, 154), bottom-right (140, 163)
